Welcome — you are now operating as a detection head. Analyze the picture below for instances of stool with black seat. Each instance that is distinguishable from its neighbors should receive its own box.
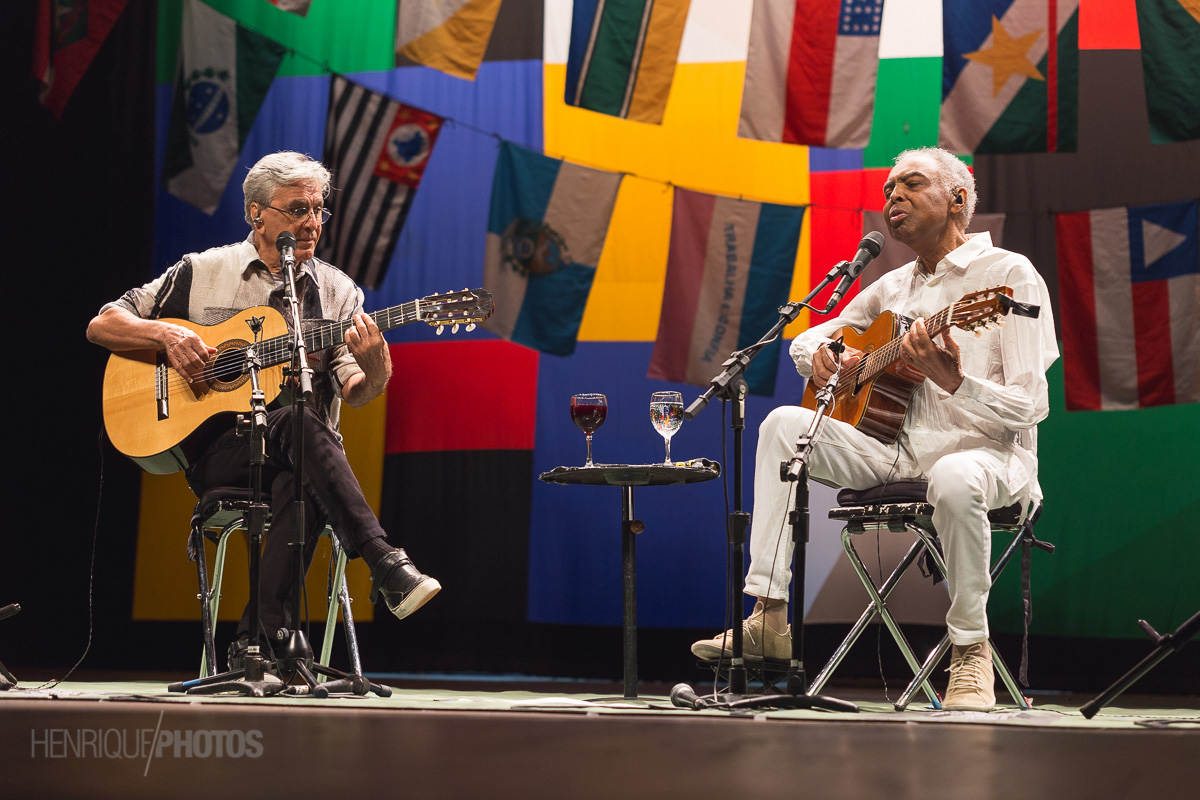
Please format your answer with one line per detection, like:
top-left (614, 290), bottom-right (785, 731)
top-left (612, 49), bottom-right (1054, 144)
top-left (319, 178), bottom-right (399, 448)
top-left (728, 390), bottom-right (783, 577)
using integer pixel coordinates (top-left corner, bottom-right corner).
top-left (187, 487), bottom-right (364, 681)
top-left (805, 480), bottom-right (1053, 711)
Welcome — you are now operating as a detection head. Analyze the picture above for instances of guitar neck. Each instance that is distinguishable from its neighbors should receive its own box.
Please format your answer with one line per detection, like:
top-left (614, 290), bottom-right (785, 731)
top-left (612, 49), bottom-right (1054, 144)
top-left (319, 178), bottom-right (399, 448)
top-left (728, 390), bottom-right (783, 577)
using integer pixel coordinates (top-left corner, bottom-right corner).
top-left (857, 304), bottom-right (954, 384)
top-left (257, 300), bottom-right (422, 369)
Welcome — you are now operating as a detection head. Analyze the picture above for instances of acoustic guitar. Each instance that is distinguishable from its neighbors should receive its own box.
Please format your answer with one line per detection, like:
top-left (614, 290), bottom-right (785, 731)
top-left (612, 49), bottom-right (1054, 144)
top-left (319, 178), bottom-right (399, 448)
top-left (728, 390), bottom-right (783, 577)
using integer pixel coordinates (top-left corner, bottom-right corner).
top-left (800, 286), bottom-right (1039, 443)
top-left (102, 289), bottom-right (494, 474)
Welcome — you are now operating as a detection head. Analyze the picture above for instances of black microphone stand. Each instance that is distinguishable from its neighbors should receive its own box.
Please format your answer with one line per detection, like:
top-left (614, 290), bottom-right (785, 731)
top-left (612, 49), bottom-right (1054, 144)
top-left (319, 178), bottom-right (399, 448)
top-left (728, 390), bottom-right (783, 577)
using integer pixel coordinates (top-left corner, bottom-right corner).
top-left (677, 258), bottom-right (861, 709)
top-left (0, 603), bottom-right (20, 690)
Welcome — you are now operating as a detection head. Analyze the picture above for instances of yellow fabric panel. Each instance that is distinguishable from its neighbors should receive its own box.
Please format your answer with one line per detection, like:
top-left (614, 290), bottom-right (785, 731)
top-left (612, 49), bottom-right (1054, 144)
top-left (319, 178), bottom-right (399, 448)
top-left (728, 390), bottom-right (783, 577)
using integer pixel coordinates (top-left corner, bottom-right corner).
top-left (545, 60), bottom-right (813, 342)
top-left (626, 0), bottom-right (692, 124)
top-left (130, 396), bottom-right (386, 622)
top-left (398, 0), bottom-right (504, 81)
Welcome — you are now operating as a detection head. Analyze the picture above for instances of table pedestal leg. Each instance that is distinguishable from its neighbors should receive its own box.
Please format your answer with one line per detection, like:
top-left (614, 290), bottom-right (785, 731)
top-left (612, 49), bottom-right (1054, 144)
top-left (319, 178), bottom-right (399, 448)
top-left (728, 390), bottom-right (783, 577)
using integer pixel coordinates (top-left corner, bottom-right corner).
top-left (621, 485), bottom-right (637, 699)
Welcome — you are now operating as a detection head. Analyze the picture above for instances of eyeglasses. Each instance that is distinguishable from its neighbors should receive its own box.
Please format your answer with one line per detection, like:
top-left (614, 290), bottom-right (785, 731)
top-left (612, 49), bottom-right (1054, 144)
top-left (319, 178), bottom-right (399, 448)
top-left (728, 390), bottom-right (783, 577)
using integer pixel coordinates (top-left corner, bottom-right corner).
top-left (265, 205), bottom-right (332, 224)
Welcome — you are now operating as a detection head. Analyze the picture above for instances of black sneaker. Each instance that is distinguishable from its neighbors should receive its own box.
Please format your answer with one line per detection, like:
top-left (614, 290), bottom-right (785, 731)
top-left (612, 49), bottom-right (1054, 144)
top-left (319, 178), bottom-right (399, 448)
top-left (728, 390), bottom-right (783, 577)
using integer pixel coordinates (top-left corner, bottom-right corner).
top-left (369, 549), bottom-right (441, 620)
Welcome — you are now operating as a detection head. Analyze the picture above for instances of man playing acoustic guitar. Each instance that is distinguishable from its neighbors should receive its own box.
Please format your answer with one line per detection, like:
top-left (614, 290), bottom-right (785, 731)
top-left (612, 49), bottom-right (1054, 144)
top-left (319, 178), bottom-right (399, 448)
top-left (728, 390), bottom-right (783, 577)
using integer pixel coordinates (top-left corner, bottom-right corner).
top-left (692, 147), bottom-right (1059, 711)
top-left (88, 152), bottom-right (441, 671)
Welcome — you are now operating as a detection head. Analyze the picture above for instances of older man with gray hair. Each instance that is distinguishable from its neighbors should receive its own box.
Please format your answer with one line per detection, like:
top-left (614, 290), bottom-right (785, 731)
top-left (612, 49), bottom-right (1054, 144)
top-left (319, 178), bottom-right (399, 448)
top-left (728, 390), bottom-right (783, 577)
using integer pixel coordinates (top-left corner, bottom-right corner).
top-left (88, 152), bottom-right (440, 671)
top-left (691, 147), bottom-right (1058, 711)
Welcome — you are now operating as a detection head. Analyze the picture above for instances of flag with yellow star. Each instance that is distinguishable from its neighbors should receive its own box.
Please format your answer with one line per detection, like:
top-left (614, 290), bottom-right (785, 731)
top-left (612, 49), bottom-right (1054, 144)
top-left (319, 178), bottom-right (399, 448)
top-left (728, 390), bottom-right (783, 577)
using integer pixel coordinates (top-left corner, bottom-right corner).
top-left (940, 0), bottom-right (1079, 154)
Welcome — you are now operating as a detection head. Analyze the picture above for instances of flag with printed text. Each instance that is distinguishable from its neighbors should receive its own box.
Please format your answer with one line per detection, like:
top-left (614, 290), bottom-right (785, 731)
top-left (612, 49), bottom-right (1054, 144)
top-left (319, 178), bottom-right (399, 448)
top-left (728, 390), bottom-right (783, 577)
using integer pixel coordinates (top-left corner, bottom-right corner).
top-left (648, 188), bottom-right (805, 396)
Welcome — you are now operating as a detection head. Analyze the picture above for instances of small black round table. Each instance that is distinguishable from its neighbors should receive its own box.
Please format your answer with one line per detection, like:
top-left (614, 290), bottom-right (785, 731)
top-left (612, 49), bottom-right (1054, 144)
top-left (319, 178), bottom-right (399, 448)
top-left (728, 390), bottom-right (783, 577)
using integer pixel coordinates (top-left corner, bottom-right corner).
top-left (539, 461), bottom-right (720, 699)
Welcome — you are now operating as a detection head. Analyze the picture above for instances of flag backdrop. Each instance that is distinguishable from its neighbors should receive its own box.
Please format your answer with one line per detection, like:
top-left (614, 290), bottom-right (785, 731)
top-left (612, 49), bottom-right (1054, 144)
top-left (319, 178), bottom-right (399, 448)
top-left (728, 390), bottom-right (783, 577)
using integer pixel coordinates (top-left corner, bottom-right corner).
top-left (649, 188), bottom-right (805, 395)
top-left (162, 0), bottom-right (286, 214)
top-left (1056, 199), bottom-right (1200, 410)
top-left (482, 141), bottom-right (622, 356)
top-left (35, 0), bottom-right (132, 118)
top-left (395, 0), bottom-right (505, 80)
top-left (739, 0), bottom-right (885, 148)
top-left (1136, 0), bottom-right (1200, 144)
top-left (318, 75), bottom-right (444, 289)
top-left (563, 0), bottom-right (693, 124)
top-left (940, 0), bottom-right (1079, 154)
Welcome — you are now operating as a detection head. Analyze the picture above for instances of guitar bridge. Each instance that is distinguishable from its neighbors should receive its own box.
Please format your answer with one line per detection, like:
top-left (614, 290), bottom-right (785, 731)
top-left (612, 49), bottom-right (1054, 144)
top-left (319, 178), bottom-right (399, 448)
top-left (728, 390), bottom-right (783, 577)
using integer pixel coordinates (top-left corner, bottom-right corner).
top-left (155, 355), bottom-right (169, 421)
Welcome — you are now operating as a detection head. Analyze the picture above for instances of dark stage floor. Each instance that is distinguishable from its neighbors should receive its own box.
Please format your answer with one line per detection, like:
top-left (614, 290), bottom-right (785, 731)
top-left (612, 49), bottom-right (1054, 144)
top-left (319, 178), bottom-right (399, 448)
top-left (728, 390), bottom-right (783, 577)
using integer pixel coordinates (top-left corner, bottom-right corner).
top-left (2, 672), bottom-right (1198, 800)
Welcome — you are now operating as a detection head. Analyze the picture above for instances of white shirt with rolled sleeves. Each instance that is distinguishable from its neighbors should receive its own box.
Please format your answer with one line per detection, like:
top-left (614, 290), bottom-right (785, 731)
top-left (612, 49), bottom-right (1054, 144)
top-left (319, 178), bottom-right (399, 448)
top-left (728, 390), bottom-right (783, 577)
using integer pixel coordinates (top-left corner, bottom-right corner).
top-left (789, 232), bottom-right (1060, 511)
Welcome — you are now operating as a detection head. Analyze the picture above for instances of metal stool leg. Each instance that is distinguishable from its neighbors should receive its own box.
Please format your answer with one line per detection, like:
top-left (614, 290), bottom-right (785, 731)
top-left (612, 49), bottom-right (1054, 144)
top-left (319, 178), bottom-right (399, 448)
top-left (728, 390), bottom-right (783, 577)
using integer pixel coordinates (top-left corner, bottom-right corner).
top-left (808, 529), bottom-right (935, 700)
top-left (198, 522), bottom-right (239, 678)
top-left (840, 525), bottom-right (943, 707)
top-left (318, 533), bottom-right (362, 677)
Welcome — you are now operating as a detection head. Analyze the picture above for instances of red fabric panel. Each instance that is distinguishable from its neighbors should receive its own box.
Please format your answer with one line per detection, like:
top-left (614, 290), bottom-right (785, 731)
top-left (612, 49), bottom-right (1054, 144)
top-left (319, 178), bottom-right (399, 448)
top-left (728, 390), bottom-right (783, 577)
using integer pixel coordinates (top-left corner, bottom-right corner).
top-left (784, 0), bottom-right (838, 145)
top-left (1131, 279), bottom-right (1177, 406)
top-left (809, 168), bottom-right (889, 307)
top-left (648, 188), bottom-right (716, 382)
top-left (1079, 0), bottom-right (1141, 50)
top-left (384, 340), bottom-right (539, 453)
top-left (1055, 211), bottom-right (1101, 410)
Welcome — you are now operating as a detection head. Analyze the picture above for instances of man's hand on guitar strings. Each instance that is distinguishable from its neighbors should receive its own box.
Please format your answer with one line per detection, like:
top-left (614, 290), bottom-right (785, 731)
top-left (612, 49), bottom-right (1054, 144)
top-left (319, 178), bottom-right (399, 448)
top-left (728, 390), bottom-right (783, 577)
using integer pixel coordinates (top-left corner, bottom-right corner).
top-left (163, 323), bottom-right (216, 384)
top-left (899, 318), bottom-right (964, 395)
top-left (811, 341), bottom-right (863, 389)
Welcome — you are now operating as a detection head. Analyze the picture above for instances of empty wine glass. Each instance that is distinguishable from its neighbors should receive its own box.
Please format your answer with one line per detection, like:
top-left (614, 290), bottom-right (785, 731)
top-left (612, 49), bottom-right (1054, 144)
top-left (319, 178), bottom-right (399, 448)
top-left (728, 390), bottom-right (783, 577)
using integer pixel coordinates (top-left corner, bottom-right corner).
top-left (570, 393), bottom-right (608, 467)
top-left (650, 391), bottom-right (684, 465)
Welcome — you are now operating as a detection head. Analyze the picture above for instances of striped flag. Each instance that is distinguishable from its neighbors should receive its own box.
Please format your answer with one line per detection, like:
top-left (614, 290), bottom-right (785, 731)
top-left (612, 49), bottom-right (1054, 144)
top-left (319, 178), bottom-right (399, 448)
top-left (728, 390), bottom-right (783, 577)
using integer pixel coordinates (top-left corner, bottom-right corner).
top-left (940, 0), bottom-right (1080, 154)
top-left (162, 0), bottom-right (286, 214)
top-left (264, 0), bottom-right (312, 16)
top-left (1056, 199), bottom-right (1200, 410)
top-left (1136, 0), bottom-right (1200, 144)
top-left (318, 75), bottom-right (443, 290)
top-left (482, 142), bottom-right (622, 356)
top-left (738, 0), bottom-right (884, 149)
top-left (34, 0), bottom-right (131, 118)
top-left (648, 188), bottom-right (805, 396)
top-left (564, 0), bottom-right (693, 124)
top-left (395, 0), bottom-right (504, 81)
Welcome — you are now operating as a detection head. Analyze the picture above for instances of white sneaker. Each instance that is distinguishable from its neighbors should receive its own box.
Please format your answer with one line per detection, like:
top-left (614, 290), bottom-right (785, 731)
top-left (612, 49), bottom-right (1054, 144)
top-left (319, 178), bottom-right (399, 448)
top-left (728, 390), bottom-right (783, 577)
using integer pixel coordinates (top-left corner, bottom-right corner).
top-left (943, 641), bottom-right (996, 711)
top-left (690, 601), bottom-right (791, 661)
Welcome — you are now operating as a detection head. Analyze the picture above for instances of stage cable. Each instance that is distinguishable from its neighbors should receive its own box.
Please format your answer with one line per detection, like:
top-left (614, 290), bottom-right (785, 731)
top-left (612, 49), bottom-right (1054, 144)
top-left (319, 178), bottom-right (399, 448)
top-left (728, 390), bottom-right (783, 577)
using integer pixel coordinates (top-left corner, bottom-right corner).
top-left (29, 429), bottom-right (105, 690)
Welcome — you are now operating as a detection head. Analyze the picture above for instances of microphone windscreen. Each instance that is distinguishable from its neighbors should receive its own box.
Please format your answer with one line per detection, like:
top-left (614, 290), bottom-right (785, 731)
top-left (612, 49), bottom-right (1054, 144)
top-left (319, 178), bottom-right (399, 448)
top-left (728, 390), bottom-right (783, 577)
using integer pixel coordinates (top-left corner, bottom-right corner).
top-left (276, 231), bottom-right (297, 250)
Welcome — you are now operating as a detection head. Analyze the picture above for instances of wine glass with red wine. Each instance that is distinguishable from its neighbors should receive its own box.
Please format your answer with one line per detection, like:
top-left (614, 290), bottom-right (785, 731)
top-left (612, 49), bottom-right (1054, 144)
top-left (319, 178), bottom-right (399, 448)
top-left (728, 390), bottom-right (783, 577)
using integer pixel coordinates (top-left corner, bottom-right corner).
top-left (570, 393), bottom-right (608, 467)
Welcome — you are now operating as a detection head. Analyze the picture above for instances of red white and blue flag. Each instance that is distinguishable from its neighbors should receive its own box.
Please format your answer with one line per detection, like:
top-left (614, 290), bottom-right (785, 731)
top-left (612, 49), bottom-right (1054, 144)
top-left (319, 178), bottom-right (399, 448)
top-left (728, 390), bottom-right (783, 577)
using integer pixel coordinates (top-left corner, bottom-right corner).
top-left (1056, 199), bottom-right (1200, 410)
top-left (739, 0), bottom-right (884, 148)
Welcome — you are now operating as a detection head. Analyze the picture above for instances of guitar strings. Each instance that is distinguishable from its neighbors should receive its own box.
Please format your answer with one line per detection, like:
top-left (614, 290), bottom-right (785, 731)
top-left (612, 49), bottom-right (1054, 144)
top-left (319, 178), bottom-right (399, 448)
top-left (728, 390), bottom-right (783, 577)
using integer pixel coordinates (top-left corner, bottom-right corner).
top-left (157, 303), bottom-right (426, 398)
top-left (829, 306), bottom-right (953, 399)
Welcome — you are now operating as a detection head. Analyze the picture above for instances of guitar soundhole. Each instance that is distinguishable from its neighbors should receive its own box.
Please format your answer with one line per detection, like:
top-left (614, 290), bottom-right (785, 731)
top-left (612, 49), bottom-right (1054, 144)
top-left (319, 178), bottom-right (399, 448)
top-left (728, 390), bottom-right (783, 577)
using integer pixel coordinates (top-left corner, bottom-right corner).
top-left (209, 341), bottom-right (251, 392)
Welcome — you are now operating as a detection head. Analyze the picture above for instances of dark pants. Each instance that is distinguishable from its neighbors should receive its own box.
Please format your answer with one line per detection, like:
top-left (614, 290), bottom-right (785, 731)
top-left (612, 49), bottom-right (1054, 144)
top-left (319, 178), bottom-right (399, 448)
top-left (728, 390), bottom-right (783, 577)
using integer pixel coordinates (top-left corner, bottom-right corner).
top-left (185, 405), bottom-right (387, 638)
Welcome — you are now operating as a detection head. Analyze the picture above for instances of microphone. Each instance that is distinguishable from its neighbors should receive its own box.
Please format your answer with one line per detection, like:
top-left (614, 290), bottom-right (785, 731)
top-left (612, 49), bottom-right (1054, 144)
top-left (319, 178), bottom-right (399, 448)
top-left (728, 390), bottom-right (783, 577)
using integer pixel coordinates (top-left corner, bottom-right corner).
top-left (669, 683), bottom-right (709, 710)
top-left (824, 231), bottom-right (885, 312)
top-left (276, 230), bottom-right (297, 271)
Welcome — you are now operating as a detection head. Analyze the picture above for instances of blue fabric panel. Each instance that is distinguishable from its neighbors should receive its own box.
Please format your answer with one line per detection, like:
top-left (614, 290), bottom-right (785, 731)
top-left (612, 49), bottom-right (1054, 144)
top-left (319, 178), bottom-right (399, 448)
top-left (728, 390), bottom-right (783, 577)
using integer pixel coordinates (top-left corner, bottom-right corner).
top-left (564, 0), bottom-right (601, 104)
top-left (526, 340), bottom-right (808, 628)
top-left (942, 0), bottom-right (1018, 96)
top-left (809, 147), bottom-right (864, 172)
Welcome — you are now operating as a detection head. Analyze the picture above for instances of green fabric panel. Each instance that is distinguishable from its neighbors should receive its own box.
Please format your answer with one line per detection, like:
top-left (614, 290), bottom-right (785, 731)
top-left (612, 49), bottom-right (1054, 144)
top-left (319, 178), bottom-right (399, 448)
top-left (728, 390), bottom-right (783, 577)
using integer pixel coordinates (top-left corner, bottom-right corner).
top-left (863, 57), bottom-right (943, 170)
top-left (988, 355), bottom-right (1200, 638)
top-left (157, 0), bottom-right (395, 83)
top-left (578, 0), bottom-right (648, 117)
top-left (977, 11), bottom-right (1079, 155)
top-left (234, 26), bottom-right (288, 148)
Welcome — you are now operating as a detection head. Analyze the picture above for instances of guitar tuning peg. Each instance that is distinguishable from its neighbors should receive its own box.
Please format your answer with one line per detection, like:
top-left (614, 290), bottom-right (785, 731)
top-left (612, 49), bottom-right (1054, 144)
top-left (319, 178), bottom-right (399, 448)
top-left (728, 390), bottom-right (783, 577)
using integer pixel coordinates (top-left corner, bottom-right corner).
top-left (452, 323), bottom-right (460, 334)
top-left (466, 323), bottom-right (476, 332)
top-left (436, 325), bottom-right (445, 335)
top-left (997, 319), bottom-right (1006, 327)
top-left (974, 329), bottom-right (983, 338)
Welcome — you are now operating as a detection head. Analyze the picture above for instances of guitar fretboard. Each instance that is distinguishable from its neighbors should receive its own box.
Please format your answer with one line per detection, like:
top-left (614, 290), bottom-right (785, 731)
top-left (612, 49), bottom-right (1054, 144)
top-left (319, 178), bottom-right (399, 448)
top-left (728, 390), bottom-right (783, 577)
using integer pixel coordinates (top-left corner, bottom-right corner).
top-left (253, 300), bottom-right (421, 369)
top-left (839, 304), bottom-right (954, 395)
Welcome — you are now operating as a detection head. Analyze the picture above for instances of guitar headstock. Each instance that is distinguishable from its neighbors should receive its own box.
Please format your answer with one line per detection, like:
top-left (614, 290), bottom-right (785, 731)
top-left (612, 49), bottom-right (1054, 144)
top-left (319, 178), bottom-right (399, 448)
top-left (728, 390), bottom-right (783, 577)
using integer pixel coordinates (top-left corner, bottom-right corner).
top-left (949, 285), bottom-right (1040, 337)
top-left (419, 289), bottom-right (495, 335)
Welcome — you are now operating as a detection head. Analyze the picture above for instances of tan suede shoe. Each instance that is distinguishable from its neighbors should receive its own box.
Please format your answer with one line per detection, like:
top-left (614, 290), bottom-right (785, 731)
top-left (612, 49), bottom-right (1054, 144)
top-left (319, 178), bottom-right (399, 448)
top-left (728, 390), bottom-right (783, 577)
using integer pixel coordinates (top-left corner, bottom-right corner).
top-left (690, 601), bottom-right (791, 661)
top-left (943, 641), bottom-right (997, 711)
